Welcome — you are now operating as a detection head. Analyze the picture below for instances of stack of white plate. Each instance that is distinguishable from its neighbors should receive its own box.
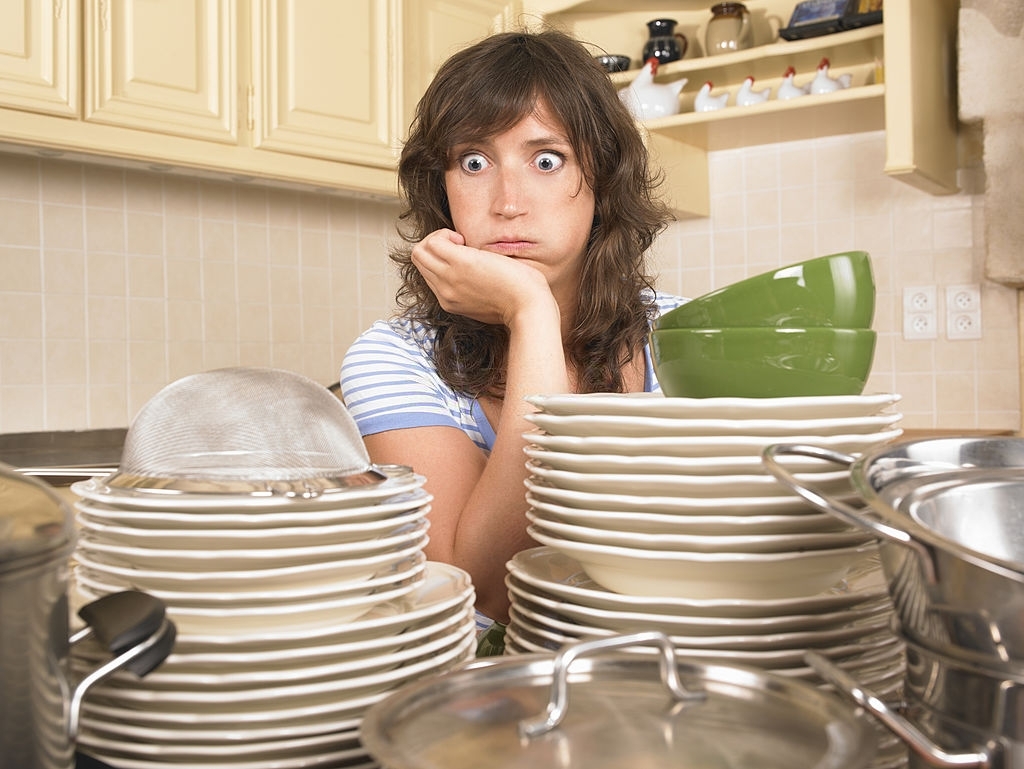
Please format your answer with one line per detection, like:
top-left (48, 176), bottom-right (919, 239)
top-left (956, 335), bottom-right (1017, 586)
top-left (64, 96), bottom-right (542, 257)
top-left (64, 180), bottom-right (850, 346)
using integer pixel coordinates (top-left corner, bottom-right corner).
top-left (514, 392), bottom-right (907, 769)
top-left (67, 470), bottom-right (477, 769)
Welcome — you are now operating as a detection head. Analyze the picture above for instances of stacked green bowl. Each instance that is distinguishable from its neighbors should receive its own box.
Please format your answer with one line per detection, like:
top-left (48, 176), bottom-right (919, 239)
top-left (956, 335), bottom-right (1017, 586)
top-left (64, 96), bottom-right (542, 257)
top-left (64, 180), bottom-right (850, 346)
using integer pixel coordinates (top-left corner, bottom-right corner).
top-left (651, 251), bottom-right (877, 398)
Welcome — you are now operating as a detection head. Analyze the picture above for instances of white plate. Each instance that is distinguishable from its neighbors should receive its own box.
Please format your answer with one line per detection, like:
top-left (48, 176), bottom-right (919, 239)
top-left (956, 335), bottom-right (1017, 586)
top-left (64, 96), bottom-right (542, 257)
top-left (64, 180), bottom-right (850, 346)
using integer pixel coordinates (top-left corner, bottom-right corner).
top-left (526, 392), bottom-right (901, 419)
top-left (81, 630), bottom-right (477, 708)
top-left (77, 728), bottom-right (363, 761)
top-left (526, 460), bottom-right (854, 498)
top-left (526, 510), bottom-right (874, 554)
top-left (75, 518), bottom-right (429, 569)
top-left (167, 560), bottom-right (474, 648)
top-left (525, 477), bottom-right (839, 515)
top-left (73, 550), bottom-right (428, 606)
top-left (155, 604), bottom-right (476, 675)
top-left (71, 470), bottom-right (426, 511)
top-left (74, 573), bottom-right (427, 634)
top-left (76, 612), bottom-right (478, 690)
top-left (507, 546), bottom-right (888, 617)
top-left (526, 494), bottom-right (855, 536)
top-left (506, 573), bottom-right (891, 635)
top-left (69, 489), bottom-right (432, 529)
top-left (78, 740), bottom-right (376, 769)
top-left (74, 504), bottom-right (428, 547)
top-left (510, 594), bottom-right (891, 651)
top-left (525, 428), bottom-right (904, 458)
top-left (503, 616), bottom-right (901, 671)
top-left (80, 714), bottom-right (363, 747)
top-left (525, 411), bottom-right (902, 438)
top-left (527, 526), bottom-right (877, 600)
top-left (73, 535), bottom-right (429, 592)
top-left (523, 445), bottom-right (834, 476)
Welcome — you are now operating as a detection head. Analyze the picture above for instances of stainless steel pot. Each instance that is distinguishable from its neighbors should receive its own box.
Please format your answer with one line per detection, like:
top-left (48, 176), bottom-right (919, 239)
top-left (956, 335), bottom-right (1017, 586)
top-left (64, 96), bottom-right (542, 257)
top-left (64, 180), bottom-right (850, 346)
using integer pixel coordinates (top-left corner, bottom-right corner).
top-left (360, 631), bottom-right (878, 769)
top-left (762, 438), bottom-right (1024, 665)
top-left (0, 463), bottom-right (175, 769)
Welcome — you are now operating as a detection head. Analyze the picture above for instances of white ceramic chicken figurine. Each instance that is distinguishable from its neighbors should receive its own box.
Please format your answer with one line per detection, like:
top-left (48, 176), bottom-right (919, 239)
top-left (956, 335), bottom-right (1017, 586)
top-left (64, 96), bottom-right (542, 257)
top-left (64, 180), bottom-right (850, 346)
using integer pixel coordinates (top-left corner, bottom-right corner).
top-left (776, 66), bottom-right (809, 100)
top-left (617, 58), bottom-right (688, 121)
top-left (735, 75), bottom-right (770, 107)
top-left (809, 57), bottom-right (853, 94)
top-left (694, 81), bottom-right (729, 112)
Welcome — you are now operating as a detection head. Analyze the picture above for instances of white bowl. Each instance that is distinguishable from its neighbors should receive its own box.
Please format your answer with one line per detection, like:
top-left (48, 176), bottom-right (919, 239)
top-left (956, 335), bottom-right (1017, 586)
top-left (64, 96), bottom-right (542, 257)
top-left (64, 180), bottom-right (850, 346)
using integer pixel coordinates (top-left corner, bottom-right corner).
top-left (526, 511), bottom-right (872, 554)
top-left (527, 526), bottom-right (877, 600)
top-left (526, 494), bottom-right (854, 536)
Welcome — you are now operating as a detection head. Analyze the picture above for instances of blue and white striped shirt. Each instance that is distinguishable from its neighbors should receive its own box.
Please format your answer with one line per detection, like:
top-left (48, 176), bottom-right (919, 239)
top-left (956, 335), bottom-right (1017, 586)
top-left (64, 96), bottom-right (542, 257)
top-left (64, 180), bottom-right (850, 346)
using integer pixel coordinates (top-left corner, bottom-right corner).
top-left (339, 291), bottom-right (687, 452)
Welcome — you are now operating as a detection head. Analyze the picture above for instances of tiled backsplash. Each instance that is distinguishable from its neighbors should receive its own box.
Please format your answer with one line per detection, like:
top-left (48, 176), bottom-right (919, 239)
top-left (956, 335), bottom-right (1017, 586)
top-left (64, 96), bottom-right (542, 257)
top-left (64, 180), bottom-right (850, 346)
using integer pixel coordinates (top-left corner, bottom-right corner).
top-left (0, 129), bottom-right (1020, 434)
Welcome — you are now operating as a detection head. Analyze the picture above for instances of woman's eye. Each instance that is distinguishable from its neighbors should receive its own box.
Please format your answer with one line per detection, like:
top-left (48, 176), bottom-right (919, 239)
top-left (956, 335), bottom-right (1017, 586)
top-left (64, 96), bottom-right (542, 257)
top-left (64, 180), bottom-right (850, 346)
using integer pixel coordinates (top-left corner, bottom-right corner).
top-left (459, 153), bottom-right (489, 173)
top-left (535, 152), bottom-right (565, 172)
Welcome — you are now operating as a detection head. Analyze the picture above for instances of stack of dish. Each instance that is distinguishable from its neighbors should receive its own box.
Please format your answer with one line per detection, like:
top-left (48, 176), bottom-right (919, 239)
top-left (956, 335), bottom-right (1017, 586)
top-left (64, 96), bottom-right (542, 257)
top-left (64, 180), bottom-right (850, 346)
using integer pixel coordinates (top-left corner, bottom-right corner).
top-left (67, 474), bottom-right (477, 769)
top-left (514, 391), bottom-right (907, 769)
top-left (63, 367), bottom-right (478, 769)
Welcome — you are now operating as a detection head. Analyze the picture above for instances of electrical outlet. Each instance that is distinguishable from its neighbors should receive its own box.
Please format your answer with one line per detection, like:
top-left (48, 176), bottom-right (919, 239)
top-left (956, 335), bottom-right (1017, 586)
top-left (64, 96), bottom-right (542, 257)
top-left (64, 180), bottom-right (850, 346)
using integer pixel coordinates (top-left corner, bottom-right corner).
top-left (946, 284), bottom-right (981, 340)
top-left (903, 286), bottom-right (937, 340)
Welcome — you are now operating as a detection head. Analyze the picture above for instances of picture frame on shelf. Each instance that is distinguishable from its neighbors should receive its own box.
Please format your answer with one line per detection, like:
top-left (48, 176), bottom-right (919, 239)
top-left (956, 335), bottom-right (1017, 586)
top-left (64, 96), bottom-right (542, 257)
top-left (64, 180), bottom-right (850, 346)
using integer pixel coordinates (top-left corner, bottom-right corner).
top-left (779, 0), bottom-right (883, 41)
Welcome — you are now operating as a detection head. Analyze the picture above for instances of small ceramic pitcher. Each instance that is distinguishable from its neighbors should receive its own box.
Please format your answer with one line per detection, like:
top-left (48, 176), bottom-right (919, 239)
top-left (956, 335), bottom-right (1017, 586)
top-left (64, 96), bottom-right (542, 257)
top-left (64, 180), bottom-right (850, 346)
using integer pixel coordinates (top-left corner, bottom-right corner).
top-left (705, 2), bottom-right (753, 56)
top-left (642, 18), bottom-right (687, 65)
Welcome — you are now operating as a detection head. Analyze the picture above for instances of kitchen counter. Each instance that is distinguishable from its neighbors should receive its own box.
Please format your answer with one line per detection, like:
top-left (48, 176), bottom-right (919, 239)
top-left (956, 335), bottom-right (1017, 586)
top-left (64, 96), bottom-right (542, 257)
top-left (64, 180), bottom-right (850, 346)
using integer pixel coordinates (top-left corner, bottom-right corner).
top-left (0, 428), bottom-right (125, 483)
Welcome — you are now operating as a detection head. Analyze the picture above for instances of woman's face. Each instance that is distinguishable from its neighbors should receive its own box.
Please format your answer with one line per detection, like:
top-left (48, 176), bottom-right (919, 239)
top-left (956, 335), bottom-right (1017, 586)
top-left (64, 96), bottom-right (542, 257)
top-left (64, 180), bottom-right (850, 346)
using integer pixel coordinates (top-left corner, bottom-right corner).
top-left (443, 101), bottom-right (595, 302)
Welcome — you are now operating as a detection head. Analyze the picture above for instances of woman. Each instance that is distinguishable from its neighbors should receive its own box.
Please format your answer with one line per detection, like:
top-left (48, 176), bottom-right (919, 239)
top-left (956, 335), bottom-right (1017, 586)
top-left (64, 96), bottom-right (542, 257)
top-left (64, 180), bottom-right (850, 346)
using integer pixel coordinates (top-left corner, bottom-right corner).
top-left (340, 28), bottom-right (685, 631)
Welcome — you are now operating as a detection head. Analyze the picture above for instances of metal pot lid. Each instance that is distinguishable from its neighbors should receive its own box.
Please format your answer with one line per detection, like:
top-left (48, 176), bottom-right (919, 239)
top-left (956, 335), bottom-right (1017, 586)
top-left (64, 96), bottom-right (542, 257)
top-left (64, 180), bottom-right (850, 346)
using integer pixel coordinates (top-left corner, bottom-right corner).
top-left (0, 461), bottom-right (74, 572)
top-left (360, 632), bottom-right (876, 769)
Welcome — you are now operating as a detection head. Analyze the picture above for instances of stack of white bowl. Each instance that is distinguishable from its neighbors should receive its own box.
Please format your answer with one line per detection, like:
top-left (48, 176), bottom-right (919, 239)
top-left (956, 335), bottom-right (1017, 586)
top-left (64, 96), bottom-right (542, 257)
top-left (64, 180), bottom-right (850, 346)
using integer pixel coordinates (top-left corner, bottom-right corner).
top-left (510, 391), bottom-right (908, 769)
top-left (68, 469), bottom-right (476, 769)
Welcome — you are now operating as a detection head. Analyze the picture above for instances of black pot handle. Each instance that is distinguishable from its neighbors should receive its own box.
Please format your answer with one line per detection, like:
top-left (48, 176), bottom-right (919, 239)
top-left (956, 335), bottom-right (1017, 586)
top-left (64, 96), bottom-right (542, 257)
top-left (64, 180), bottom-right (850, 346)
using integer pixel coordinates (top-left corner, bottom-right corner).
top-left (67, 591), bottom-right (176, 740)
top-left (75, 590), bottom-right (165, 656)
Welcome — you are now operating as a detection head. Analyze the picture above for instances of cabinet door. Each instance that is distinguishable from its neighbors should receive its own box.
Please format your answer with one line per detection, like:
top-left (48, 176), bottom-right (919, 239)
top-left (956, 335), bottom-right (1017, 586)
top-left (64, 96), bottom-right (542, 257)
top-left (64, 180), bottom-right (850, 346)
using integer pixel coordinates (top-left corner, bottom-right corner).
top-left (401, 0), bottom-right (506, 127)
top-left (0, 0), bottom-right (78, 116)
top-left (83, 0), bottom-right (238, 143)
top-left (250, 0), bottom-right (400, 167)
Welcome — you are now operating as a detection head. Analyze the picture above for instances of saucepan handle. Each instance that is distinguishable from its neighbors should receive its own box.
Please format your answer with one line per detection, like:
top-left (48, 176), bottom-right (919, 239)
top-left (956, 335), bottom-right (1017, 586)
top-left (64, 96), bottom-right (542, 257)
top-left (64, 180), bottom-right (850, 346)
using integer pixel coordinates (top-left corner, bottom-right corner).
top-left (806, 651), bottom-right (998, 769)
top-left (67, 590), bottom-right (176, 740)
top-left (762, 443), bottom-right (939, 583)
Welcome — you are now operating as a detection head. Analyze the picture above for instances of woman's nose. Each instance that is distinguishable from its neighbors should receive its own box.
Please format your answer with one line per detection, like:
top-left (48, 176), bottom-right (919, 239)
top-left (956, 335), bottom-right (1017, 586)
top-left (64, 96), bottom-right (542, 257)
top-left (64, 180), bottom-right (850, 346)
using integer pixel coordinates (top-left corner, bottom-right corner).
top-left (492, 170), bottom-right (525, 217)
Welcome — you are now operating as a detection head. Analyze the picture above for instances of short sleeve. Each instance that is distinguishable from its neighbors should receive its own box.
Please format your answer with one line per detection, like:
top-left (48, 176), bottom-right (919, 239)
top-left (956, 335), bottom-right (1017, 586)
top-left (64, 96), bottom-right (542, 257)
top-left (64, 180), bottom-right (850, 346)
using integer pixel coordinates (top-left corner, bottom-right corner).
top-left (339, 320), bottom-right (475, 440)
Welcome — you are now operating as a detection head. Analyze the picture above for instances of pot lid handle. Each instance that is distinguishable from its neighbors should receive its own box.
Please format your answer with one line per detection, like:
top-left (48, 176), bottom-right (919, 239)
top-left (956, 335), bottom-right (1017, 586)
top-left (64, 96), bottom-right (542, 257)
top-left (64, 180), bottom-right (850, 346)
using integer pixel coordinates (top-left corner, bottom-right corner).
top-left (518, 631), bottom-right (706, 739)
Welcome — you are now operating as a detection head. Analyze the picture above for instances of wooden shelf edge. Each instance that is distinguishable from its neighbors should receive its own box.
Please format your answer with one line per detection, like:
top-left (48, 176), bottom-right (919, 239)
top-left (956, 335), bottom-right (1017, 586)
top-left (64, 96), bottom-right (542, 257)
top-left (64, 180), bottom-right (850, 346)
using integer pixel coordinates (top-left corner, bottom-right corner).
top-left (644, 84), bottom-right (884, 151)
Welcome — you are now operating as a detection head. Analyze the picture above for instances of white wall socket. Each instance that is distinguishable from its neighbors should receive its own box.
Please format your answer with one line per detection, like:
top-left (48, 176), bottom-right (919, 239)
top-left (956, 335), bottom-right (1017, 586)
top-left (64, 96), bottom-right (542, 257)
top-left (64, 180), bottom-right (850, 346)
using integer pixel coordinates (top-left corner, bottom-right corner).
top-left (903, 285), bottom-right (937, 340)
top-left (946, 284), bottom-right (982, 340)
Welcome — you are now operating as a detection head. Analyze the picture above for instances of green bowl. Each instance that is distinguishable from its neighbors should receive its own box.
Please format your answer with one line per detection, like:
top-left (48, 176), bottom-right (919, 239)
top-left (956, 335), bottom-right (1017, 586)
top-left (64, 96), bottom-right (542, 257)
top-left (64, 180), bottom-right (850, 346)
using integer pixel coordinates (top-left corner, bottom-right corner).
top-left (650, 327), bottom-right (877, 398)
top-left (655, 251), bottom-right (875, 330)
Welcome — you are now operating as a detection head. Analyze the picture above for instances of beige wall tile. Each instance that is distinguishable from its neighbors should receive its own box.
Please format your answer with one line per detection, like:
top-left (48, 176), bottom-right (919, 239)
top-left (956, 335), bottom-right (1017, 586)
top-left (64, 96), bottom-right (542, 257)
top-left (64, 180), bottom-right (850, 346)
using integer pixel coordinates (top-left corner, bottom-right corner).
top-left (0, 200), bottom-right (41, 248)
top-left (0, 246), bottom-right (42, 292)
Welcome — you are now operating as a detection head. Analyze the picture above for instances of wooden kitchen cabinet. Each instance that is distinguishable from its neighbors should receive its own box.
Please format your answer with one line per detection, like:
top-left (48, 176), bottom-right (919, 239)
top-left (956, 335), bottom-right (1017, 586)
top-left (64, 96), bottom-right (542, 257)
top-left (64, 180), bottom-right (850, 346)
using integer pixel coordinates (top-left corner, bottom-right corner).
top-left (0, 0), bottom-right (501, 198)
top-left (84, 0), bottom-right (237, 143)
top-left (0, 0), bottom-right (79, 117)
top-left (511, 0), bottom-right (960, 218)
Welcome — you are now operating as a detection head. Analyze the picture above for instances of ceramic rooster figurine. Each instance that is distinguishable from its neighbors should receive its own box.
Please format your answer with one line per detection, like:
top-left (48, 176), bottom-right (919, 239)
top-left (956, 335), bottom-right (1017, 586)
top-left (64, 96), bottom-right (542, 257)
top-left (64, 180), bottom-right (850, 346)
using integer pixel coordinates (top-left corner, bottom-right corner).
top-left (776, 66), bottom-right (809, 100)
top-left (809, 57), bottom-right (853, 94)
top-left (735, 75), bottom-right (770, 107)
top-left (617, 58), bottom-right (688, 121)
top-left (694, 81), bottom-right (729, 112)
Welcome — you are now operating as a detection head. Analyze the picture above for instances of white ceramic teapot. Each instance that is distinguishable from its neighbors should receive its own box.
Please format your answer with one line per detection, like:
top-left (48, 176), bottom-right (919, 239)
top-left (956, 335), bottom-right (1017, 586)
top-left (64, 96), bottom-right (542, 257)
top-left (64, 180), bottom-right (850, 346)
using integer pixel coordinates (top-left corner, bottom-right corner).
top-left (618, 58), bottom-right (688, 121)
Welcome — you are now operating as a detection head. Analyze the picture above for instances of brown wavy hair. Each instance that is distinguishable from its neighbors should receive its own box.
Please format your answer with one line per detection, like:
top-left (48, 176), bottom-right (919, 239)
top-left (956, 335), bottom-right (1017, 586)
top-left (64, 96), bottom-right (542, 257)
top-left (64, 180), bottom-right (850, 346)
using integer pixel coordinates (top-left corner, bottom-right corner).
top-left (391, 28), bottom-right (672, 398)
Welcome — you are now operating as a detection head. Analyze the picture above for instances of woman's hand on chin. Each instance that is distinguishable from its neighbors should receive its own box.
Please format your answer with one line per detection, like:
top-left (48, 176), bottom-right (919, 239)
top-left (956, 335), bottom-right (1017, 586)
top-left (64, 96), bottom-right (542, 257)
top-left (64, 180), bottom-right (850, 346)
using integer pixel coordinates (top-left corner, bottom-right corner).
top-left (411, 229), bottom-right (554, 327)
